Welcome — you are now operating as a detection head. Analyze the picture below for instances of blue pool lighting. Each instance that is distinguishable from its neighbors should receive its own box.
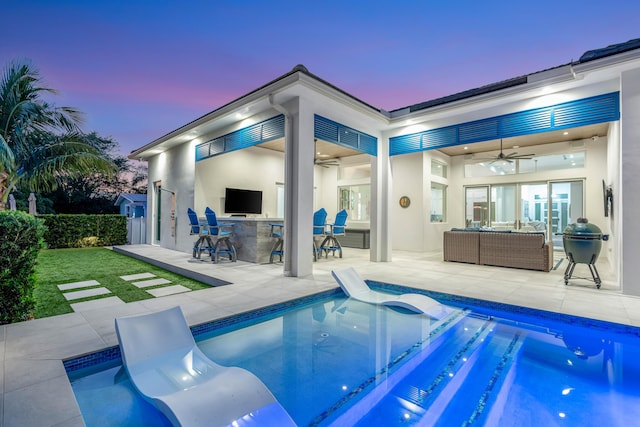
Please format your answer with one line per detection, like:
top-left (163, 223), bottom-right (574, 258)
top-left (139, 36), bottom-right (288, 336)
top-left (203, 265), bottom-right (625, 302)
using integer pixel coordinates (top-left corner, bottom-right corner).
top-left (66, 284), bottom-right (640, 426)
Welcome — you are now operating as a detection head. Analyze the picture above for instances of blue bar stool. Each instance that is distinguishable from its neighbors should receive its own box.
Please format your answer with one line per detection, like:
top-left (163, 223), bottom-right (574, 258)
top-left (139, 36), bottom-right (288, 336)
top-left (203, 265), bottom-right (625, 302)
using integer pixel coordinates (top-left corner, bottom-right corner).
top-left (321, 209), bottom-right (348, 258)
top-left (312, 208), bottom-right (327, 261)
top-left (187, 208), bottom-right (212, 259)
top-left (204, 207), bottom-right (237, 263)
top-left (269, 223), bottom-right (284, 263)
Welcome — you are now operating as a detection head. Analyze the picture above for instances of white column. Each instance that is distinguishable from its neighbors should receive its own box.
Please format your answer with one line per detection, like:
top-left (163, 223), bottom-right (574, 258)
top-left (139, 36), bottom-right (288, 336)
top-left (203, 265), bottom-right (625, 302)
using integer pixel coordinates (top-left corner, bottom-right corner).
top-left (620, 68), bottom-right (640, 295)
top-left (279, 97), bottom-right (315, 277)
top-left (370, 134), bottom-right (392, 262)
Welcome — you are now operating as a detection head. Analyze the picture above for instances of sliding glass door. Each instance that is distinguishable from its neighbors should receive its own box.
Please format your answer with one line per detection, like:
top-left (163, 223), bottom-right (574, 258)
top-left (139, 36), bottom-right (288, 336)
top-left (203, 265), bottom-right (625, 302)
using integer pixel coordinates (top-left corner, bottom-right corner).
top-left (520, 183), bottom-right (548, 231)
top-left (549, 181), bottom-right (584, 250)
top-left (465, 186), bottom-right (489, 228)
top-left (465, 180), bottom-right (584, 250)
top-left (491, 184), bottom-right (517, 231)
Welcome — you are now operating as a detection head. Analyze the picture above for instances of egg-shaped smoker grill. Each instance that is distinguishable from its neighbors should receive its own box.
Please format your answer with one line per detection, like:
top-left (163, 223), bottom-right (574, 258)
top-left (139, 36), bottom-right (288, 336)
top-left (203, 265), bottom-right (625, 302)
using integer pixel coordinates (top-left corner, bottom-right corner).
top-left (562, 218), bottom-right (606, 289)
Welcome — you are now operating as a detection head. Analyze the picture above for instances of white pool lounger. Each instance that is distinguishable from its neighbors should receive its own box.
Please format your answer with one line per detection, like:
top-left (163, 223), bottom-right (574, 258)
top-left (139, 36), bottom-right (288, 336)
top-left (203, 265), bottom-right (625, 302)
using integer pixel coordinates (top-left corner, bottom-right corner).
top-left (331, 267), bottom-right (446, 319)
top-left (115, 306), bottom-right (296, 427)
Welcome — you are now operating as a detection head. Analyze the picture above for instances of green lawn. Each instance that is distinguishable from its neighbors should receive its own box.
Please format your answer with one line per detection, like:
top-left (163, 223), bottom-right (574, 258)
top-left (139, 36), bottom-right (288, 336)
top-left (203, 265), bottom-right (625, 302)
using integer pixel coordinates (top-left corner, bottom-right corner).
top-left (34, 247), bottom-right (211, 318)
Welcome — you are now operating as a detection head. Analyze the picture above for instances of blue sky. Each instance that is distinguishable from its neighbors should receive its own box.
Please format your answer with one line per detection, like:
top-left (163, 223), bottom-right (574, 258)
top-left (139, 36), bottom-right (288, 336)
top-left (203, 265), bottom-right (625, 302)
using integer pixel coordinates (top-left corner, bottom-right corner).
top-left (2, 0), bottom-right (638, 155)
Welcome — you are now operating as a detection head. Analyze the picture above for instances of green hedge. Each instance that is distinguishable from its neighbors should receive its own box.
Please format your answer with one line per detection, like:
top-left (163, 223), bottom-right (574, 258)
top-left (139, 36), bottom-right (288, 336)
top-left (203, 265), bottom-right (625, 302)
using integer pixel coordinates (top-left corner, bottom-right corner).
top-left (38, 214), bottom-right (127, 248)
top-left (0, 211), bottom-right (46, 323)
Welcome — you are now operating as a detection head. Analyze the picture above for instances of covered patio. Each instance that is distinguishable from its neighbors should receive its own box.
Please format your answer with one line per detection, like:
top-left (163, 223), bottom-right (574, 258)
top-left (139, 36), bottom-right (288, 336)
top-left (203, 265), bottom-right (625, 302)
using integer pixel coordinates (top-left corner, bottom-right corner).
top-left (133, 40), bottom-right (640, 296)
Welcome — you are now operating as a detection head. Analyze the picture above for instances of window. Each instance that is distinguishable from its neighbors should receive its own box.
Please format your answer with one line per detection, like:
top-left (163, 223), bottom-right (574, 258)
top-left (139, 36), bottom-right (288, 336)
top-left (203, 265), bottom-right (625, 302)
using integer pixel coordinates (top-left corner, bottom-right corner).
top-left (431, 159), bottom-right (447, 178)
top-left (431, 183), bottom-right (447, 222)
top-left (464, 151), bottom-right (585, 178)
top-left (338, 185), bottom-right (370, 221)
top-left (519, 152), bottom-right (585, 174)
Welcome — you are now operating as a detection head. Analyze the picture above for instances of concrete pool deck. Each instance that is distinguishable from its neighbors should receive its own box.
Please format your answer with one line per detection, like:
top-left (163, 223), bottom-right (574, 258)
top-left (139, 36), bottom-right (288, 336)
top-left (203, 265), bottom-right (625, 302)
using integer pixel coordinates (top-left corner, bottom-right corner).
top-left (2, 245), bottom-right (639, 427)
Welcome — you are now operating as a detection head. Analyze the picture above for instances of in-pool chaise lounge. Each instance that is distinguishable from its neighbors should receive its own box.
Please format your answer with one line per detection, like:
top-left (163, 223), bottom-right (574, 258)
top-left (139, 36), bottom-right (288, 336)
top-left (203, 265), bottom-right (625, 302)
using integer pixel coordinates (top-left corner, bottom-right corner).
top-left (331, 267), bottom-right (446, 319)
top-left (115, 306), bottom-right (296, 427)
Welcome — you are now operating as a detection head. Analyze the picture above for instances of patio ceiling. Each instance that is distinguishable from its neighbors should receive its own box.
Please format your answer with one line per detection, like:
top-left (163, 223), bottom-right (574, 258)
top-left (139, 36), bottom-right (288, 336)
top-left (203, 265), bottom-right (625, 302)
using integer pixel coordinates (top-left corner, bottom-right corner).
top-left (257, 138), bottom-right (363, 160)
top-left (438, 122), bottom-right (610, 157)
top-left (256, 122), bottom-right (610, 161)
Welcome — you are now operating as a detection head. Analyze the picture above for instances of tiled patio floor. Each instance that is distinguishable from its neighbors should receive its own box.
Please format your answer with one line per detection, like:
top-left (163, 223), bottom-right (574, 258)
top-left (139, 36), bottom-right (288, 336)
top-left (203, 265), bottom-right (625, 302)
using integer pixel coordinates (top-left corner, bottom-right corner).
top-left (1, 244), bottom-right (638, 427)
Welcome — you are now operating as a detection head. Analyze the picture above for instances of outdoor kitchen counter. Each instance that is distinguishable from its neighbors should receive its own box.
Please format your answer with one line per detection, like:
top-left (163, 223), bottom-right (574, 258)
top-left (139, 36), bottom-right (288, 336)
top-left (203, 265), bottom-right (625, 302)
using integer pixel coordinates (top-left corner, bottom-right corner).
top-left (220, 217), bottom-right (283, 264)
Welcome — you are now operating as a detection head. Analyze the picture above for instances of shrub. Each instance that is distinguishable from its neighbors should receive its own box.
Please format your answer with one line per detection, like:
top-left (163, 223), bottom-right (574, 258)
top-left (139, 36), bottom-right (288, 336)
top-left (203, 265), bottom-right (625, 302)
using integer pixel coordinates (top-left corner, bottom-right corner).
top-left (77, 236), bottom-right (100, 247)
top-left (0, 211), bottom-right (46, 323)
top-left (38, 214), bottom-right (127, 248)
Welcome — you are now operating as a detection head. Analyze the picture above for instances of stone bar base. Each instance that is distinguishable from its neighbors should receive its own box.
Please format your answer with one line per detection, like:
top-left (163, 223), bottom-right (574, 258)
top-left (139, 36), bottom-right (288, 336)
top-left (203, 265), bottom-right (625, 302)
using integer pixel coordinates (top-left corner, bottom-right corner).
top-left (222, 217), bottom-right (283, 264)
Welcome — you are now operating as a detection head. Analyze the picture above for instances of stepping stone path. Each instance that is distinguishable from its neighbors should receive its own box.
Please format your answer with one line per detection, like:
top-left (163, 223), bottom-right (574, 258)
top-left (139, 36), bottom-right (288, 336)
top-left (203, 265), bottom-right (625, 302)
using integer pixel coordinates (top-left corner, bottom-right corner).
top-left (131, 278), bottom-right (171, 288)
top-left (58, 280), bottom-right (101, 291)
top-left (63, 287), bottom-right (111, 301)
top-left (119, 273), bottom-right (191, 297)
top-left (57, 272), bottom-right (192, 312)
top-left (57, 280), bottom-right (125, 312)
top-left (120, 273), bottom-right (156, 281)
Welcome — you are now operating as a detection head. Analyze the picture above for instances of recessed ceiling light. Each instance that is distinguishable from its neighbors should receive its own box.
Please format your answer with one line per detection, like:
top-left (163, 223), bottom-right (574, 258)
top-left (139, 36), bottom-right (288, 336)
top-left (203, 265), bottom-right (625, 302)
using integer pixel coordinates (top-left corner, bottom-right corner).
top-left (563, 131), bottom-right (569, 135)
top-left (464, 146), bottom-right (468, 150)
top-left (513, 145), bottom-right (520, 149)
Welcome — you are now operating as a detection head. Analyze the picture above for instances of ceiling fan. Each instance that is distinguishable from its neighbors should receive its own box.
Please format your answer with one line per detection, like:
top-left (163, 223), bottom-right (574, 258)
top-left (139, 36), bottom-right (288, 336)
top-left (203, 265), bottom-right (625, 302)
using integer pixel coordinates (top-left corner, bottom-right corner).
top-left (314, 139), bottom-right (340, 168)
top-left (474, 139), bottom-right (535, 163)
top-left (314, 158), bottom-right (340, 168)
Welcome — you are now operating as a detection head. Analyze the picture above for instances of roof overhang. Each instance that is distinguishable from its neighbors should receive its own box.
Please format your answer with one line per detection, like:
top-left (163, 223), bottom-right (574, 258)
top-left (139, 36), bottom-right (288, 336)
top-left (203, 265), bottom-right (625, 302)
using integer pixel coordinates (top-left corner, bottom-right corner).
top-left (129, 66), bottom-right (387, 160)
top-left (130, 43), bottom-right (640, 161)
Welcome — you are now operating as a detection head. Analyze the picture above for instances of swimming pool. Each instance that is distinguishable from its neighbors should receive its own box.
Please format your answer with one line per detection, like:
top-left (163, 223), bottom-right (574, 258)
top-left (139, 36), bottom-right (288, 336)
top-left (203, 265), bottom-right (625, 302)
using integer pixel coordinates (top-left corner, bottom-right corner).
top-left (66, 284), bottom-right (640, 426)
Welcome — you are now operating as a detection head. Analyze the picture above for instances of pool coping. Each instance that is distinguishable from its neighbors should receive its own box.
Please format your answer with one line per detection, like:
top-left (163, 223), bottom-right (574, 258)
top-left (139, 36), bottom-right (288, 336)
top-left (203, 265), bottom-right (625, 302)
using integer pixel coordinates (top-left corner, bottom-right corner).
top-left (63, 288), bottom-right (343, 374)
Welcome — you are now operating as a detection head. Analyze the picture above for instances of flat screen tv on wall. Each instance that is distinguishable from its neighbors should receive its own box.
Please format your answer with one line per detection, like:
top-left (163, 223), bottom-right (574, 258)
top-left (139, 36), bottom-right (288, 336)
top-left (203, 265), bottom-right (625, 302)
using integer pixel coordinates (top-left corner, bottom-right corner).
top-left (224, 188), bottom-right (263, 215)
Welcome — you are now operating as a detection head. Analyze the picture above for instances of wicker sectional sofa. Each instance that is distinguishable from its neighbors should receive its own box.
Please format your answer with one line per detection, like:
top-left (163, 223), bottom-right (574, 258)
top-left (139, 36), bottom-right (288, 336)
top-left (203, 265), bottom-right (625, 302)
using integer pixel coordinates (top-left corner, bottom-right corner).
top-left (443, 230), bottom-right (553, 272)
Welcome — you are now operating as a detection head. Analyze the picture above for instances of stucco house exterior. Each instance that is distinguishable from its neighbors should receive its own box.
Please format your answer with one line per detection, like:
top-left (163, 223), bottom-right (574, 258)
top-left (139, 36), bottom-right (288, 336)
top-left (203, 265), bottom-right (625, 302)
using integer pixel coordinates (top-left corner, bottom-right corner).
top-left (130, 38), bottom-right (640, 296)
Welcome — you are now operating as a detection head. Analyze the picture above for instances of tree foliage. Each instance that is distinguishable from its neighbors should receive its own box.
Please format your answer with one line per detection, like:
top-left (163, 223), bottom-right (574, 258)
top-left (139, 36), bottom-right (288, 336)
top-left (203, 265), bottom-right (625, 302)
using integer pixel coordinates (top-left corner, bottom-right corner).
top-left (0, 59), bottom-right (117, 208)
top-left (41, 132), bottom-right (147, 213)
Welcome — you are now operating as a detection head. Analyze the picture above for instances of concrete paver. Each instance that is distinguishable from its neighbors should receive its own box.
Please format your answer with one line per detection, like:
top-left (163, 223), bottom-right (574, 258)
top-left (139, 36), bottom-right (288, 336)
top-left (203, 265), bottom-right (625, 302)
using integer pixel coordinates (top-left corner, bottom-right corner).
top-left (57, 280), bottom-right (101, 291)
top-left (70, 296), bottom-right (125, 312)
top-left (62, 287), bottom-right (111, 301)
top-left (120, 272), bottom-right (156, 281)
top-left (145, 285), bottom-right (191, 297)
top-left (131, 278), bottom-right (171, 288)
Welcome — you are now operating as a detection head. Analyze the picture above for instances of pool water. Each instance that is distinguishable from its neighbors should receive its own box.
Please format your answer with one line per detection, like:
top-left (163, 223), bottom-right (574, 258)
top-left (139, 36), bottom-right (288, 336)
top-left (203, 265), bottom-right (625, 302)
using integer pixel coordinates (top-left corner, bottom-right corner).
top-left (68, 288), bottom-right (640, 426)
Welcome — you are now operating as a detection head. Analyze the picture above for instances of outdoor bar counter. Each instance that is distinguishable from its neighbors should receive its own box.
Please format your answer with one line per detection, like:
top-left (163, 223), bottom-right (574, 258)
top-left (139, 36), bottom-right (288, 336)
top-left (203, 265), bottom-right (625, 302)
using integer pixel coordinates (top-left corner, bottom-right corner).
top-left (221, 217), bottom-right (282, 264)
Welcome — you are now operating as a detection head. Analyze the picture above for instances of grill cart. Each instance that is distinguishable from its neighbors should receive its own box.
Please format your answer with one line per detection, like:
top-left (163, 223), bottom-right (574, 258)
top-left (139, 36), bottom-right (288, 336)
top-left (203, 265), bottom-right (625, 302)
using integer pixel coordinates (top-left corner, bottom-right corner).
top-left (562, 218), bottom-right (607, 289)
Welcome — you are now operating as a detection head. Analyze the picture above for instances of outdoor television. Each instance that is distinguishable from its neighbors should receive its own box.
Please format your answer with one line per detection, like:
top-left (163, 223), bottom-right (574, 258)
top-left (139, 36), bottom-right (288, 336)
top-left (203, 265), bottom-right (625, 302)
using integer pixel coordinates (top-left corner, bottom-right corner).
top-left (224, 188), bottom-right (262, 214)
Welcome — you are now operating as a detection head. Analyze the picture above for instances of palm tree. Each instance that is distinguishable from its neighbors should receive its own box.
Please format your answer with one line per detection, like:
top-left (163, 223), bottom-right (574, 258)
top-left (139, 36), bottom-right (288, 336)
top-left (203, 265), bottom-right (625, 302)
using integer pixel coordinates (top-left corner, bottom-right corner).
top-left (0, 59), bottom-right (116, 208)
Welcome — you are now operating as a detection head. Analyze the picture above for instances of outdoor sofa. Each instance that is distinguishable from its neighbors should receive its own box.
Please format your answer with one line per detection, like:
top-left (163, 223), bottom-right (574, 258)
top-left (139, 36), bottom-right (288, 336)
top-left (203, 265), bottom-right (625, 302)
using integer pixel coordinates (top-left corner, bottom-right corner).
top-left (443, 229), bottom-right (553, 272)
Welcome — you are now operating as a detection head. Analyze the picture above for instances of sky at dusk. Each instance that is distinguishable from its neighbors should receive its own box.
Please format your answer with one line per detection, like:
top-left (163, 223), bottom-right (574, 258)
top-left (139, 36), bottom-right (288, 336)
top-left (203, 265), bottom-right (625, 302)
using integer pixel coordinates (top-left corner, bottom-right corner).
top-left (2, 0), bottom-right (639, 156)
